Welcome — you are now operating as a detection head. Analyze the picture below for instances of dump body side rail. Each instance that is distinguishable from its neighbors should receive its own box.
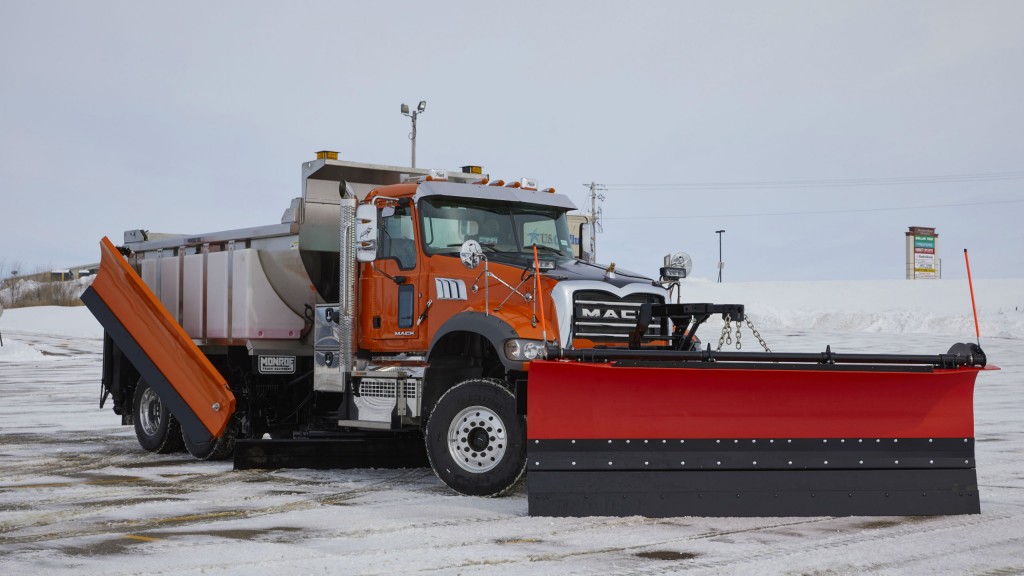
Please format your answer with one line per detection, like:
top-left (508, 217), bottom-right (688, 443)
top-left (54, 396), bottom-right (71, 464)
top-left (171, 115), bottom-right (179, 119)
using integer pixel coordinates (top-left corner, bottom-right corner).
top-left (82, 237), bottom-right (235, 444)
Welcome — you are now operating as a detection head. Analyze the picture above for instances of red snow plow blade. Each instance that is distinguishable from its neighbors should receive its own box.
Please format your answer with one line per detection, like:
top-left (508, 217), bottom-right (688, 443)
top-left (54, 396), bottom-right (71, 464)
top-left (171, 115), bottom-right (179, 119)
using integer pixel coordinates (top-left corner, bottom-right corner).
top-left (81, 237), bottom-right (235, 445)
top-left (526, 304), bottom-right (993, 517)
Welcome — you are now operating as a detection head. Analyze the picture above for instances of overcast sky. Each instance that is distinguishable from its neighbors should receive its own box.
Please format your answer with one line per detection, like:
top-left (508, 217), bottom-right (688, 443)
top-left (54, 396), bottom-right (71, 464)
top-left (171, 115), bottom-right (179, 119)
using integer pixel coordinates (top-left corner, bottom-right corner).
top-left (2, 1), bottom-right (1022, 282)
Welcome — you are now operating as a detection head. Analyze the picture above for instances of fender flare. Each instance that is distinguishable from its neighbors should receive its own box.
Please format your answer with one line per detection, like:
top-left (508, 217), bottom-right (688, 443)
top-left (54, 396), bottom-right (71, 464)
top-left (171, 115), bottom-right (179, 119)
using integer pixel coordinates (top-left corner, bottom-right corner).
top-left (428, 311), bottom-right (523, 372)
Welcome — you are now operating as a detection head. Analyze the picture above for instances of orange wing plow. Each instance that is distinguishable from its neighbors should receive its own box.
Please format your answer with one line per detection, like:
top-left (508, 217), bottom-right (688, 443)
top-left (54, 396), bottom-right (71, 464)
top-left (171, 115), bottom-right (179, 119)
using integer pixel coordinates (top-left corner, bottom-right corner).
top-left (81, 237), bottom-right (235, 444)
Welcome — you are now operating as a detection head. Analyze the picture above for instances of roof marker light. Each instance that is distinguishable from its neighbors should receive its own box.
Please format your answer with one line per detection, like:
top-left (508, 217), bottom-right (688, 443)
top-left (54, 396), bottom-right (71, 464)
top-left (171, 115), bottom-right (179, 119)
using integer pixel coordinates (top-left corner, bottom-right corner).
top-left (489, 179), bottom-right (505, 187)
top-left (505, 181), bottom-right (522, 188)
top-left (542, 187), bottom-right (556, 194)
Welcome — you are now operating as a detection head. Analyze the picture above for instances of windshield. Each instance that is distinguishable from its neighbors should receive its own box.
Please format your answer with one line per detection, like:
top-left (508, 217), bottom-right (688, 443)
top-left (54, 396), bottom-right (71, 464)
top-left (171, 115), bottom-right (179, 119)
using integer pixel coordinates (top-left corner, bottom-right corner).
top-left (419, 197), bottom-right (573, 258)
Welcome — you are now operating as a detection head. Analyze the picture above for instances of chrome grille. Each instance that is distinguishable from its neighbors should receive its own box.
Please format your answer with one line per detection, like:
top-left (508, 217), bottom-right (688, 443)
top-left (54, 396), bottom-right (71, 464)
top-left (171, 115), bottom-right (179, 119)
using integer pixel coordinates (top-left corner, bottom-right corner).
top-left (571, 291), bottom-right (665, 343)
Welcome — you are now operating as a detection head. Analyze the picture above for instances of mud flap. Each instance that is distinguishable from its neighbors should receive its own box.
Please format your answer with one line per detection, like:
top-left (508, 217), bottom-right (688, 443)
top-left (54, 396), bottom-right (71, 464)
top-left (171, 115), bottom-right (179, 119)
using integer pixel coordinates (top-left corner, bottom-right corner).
top-left (526, 359), bottom-right (986, 517)
top-left (82, 237), bottom-right (235, 445)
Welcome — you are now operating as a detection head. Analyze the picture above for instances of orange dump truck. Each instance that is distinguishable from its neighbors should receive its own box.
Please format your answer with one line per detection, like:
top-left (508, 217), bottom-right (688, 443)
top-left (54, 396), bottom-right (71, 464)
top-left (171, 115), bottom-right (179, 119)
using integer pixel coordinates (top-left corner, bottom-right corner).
top-left (83, 152), bottom-right (991, 516)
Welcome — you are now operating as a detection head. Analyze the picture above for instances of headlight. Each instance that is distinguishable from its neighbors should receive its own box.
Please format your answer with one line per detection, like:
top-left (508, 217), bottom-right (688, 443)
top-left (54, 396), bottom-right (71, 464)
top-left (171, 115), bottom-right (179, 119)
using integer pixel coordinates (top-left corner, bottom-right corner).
top-left (504, 339), bottom-right (546, 361)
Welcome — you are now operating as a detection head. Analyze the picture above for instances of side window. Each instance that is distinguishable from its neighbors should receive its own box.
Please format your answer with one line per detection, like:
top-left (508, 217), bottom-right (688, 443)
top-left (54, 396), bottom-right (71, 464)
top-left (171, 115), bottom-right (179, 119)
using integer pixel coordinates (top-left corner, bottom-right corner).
top-left (378, 206), bottom-right (417, 270)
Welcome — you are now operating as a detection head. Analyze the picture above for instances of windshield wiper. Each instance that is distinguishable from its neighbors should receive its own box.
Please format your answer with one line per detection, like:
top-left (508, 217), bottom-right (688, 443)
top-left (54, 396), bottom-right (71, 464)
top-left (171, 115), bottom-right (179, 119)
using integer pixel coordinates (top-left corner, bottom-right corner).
top-left (445, 243), bottom-right (498, 252)
top-left (530, 244), bottom-right (564, 255)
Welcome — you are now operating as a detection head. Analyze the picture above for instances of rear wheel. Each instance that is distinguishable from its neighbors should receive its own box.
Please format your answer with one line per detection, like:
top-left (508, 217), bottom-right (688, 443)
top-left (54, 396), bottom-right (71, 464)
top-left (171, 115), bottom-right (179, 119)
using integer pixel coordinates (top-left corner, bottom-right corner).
top-left (133, 379), bottom-right (184, 454)
top-left (425, 379), bottom-right (526, 496)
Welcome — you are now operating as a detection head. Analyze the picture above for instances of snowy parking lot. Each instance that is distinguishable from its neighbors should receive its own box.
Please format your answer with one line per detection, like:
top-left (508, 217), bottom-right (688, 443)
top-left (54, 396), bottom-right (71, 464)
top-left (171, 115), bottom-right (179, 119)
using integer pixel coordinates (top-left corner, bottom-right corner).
top-left (1, 290), bottom-right (1022, 575)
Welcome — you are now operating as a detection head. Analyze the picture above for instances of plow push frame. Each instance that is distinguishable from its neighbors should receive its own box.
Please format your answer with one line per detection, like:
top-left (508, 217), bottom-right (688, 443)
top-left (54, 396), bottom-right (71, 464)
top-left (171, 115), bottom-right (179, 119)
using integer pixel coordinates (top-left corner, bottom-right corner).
top-left (526, 302), bottom-right (992, 518)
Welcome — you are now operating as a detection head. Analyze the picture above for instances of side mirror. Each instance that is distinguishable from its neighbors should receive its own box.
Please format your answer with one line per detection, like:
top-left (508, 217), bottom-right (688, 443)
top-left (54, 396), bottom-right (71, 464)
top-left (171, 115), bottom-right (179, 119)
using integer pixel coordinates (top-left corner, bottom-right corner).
top-left (355, 204), bottom-right (378, 262)
top-left (460, 240), bottom-right (484, 270)
top-left (579, 222), bottom-right (593, 263)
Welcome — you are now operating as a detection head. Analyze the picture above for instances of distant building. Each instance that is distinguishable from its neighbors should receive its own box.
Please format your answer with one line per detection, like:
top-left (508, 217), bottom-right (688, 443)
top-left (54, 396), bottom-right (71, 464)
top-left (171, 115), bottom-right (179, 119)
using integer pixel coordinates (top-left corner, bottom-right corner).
top-left (3, 263), bottom-right (100, 286)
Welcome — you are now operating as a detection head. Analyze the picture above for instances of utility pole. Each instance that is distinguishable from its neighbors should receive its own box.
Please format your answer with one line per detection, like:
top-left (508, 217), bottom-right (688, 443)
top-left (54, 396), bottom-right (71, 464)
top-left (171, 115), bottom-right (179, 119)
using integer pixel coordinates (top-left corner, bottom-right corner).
top-left (715, 230), bottom-right (725, 283)
top-left (401, 101), bottom-right (427, 168)
top-left (583, 182), bottom-right (606, 263)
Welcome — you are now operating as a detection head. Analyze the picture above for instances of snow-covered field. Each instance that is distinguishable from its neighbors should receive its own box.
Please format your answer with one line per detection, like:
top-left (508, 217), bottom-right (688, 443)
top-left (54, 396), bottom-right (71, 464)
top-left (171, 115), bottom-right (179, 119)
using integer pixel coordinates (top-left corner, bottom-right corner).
top-left (1, 279), bottom-right (1022, 575)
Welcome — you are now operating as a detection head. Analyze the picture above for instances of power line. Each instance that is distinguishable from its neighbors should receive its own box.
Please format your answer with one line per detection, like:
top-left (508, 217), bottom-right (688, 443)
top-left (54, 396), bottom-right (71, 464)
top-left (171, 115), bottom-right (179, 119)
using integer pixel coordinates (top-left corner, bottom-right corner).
top-left (604, 170), bottom-right (1024, 191)
top-left (602, 198), bottom-right (1024, 221)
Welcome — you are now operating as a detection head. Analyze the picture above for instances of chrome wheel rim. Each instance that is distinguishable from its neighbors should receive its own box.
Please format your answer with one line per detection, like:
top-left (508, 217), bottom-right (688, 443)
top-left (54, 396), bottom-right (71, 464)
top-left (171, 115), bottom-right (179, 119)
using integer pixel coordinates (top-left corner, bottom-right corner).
top-left (447, 405), bottom-right (507, 473)
top-left (139, 387), bottom-right (162, 436)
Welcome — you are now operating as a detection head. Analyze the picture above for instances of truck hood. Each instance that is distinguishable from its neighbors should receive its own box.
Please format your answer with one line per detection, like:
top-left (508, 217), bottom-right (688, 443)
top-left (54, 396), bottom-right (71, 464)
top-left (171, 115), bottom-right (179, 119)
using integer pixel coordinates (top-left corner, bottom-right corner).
top-left (543, 258), bottom-right (655, 289)
top-left (485, 254), bottom-right (653, 289)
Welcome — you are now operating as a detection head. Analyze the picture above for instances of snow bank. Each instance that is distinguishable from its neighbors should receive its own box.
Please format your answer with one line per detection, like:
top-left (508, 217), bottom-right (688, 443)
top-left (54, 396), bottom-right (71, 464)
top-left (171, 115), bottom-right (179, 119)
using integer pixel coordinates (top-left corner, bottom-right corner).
top-left (0, 338), bottom-right (45, 362)
top-left (677, 278), bottom-right (1023, 339)
top-left (0, 305), bottom-right (103, 339)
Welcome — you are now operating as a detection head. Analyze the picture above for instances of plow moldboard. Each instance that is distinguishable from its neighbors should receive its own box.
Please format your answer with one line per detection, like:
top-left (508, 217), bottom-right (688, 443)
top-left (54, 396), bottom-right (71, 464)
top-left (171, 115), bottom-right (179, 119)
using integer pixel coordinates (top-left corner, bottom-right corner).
top-left (526, 359), bottom-right (983, 517)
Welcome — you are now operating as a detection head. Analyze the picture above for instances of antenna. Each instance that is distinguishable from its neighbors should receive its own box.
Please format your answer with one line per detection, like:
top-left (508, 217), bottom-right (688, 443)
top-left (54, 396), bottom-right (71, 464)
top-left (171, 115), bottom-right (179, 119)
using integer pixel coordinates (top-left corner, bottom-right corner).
top-left (963, 249), bottom-right (981, 347)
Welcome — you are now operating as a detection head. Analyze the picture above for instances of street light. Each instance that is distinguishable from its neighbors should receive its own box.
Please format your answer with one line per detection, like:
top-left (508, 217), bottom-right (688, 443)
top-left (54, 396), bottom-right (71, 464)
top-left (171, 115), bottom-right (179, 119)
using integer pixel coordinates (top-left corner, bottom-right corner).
top-left (715, 230), bottom-right (725, 283)
top-left (401, 100), bottom-right (427, 168)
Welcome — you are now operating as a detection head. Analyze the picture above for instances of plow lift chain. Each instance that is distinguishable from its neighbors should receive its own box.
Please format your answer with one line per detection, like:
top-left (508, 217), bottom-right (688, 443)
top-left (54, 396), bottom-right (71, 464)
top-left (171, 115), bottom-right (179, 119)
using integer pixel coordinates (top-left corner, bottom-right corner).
top-left (744, 315), bottom-right (771, 353)
top-left (717, 315), bottom-right (733, 350)
top-left (716, 314), bottom-right (771, 353)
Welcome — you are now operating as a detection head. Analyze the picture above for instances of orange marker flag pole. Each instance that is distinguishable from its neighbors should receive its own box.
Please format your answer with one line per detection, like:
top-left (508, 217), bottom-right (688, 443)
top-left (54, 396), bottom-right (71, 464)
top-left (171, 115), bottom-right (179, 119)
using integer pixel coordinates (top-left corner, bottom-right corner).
top-left (964, 249), bottom-right (981, 347)
top-left (533, 244), bottom-right (548, 344)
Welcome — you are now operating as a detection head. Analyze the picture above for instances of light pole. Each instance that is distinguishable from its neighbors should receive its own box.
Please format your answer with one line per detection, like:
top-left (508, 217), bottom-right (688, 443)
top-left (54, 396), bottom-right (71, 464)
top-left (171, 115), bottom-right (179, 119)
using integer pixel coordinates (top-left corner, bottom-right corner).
top-left (715, 230), bottom-right (725, 283)
top-left (401, 101), bottom-right (426, 168)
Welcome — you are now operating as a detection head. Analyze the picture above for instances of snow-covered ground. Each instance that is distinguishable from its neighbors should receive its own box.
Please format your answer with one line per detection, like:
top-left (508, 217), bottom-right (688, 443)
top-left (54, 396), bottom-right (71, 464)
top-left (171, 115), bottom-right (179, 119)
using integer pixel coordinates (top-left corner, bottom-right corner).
top-left (1, 280), bottom-right (1022, 575)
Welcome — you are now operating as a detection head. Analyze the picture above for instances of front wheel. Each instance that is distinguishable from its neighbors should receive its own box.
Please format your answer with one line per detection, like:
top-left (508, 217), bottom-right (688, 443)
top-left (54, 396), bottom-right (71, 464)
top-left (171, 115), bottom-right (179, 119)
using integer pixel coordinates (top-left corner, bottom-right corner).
top-left (425, 379), bottom-right (526, 497)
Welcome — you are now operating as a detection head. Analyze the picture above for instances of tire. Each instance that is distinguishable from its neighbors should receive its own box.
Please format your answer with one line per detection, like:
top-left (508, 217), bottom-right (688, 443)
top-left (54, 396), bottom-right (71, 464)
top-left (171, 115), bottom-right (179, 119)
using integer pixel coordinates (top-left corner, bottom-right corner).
top-left (425, 379), bottom-right (526, 497)
top-left (182, 424), bottom-right (236, 461)
top-left (132, 379), bottom-right (184, 454)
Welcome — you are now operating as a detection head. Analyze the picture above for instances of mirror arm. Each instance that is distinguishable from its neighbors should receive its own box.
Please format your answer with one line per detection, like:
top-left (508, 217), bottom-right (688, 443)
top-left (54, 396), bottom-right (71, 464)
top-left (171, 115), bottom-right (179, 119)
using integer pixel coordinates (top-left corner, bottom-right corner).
top-left (372, 263), bottom-right (406, 285)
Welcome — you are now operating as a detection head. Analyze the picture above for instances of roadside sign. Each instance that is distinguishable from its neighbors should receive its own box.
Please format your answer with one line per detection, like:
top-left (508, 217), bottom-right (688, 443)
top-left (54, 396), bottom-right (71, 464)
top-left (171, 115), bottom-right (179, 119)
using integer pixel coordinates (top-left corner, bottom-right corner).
top-left (907, 227), bottom-right (938, 279)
